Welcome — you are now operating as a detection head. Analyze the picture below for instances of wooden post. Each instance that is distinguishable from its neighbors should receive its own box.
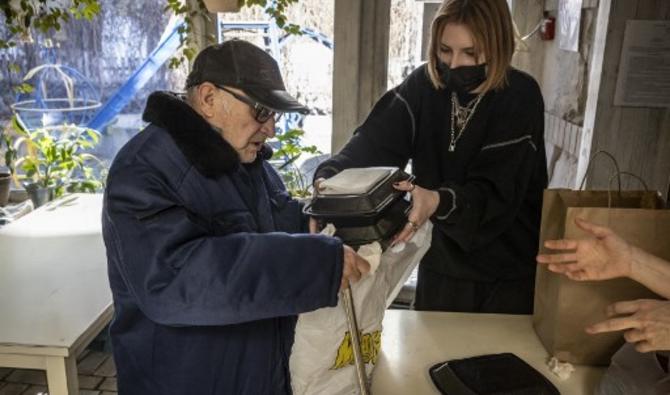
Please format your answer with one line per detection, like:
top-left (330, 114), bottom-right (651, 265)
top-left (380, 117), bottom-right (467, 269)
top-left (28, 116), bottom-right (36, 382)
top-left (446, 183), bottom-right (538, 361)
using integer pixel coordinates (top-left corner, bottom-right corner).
top-left (186, 0), bottom-right (219, 55)
top-left (577, 0), bottom-right (612, 189)
top-left (332, 0), bottom-right (391, 153)
top-left (581, 0), bottom-right (670, 197)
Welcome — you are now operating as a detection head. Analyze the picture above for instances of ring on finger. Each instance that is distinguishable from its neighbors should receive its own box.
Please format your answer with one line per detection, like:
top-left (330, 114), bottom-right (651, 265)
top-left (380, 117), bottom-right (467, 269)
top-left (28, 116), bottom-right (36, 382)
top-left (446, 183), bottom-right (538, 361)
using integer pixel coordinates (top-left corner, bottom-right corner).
top-left (407, 220), bottom-right (419, 232)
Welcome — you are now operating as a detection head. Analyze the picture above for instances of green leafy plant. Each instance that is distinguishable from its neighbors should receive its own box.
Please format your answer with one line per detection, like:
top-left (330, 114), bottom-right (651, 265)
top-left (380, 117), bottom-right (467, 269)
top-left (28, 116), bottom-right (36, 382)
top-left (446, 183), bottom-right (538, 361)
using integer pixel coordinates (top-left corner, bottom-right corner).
top-left (0, 0), bottom-right (101, 50)
top-left (244, 0), bottom-right (301, 34)
top-left (272, 128), bottom-right (319, 198)
top-left (1, 0), bottom-right (103, 95)
top-left (165, 0), bottom-right (212, 69)
top-left (2, 0), bottom-right (301, 72)
top-left (0, 117), bottom-right (21, 178)
top-left (11, 121), bottom-right (107, 197)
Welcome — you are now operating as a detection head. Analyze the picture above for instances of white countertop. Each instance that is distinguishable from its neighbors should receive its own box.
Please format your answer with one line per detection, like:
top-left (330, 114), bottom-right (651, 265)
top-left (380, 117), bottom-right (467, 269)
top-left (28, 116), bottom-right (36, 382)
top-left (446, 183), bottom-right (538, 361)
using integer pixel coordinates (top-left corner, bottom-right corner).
top-left (371, 310), bottom-right (605, 394)
top-left (0, 194), bottom-right (112, 353)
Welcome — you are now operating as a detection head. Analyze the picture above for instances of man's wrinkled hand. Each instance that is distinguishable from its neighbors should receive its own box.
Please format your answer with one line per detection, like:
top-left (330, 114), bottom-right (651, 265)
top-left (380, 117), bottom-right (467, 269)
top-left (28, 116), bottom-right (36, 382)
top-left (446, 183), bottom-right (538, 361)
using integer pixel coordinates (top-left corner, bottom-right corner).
top-left (340, 245), bottom-right (371, 291)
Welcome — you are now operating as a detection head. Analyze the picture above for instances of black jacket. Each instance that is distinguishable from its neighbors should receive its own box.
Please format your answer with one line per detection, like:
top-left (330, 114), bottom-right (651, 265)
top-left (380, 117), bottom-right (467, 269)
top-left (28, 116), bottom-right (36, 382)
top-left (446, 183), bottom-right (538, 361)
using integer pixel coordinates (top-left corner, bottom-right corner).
top-left (316, 65), bottom-right (547, 282)
top-left (102, 91), bottom-right (343, 394)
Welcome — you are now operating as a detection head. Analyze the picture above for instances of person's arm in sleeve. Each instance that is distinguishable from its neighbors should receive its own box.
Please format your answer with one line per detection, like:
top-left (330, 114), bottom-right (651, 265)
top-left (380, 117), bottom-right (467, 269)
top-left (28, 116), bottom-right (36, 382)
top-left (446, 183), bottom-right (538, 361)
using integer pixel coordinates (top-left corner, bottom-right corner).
top-left (314, 70), bottom-right (423, 182)
top-left (432, 85), bottom-right (545, 252)
top-left (536, 220), bottom-right (670, 352)
top-left (537, 218), bottom-right (670, 299)
top-left (103, 164), bottom-right (344, 327)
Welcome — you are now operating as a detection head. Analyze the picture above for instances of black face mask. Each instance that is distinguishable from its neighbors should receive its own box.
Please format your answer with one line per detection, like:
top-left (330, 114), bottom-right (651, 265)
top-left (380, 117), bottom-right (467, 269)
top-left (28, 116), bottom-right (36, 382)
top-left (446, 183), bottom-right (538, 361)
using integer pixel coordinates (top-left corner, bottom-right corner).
top-left (437, 61), bottom-right (487, 94)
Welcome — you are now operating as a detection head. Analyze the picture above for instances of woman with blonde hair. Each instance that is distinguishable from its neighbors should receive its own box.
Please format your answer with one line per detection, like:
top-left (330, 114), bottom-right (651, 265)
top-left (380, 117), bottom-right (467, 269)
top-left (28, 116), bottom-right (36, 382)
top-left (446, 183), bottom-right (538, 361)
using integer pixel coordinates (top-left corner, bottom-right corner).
top-left (314, 0), bottom-right (547, 313)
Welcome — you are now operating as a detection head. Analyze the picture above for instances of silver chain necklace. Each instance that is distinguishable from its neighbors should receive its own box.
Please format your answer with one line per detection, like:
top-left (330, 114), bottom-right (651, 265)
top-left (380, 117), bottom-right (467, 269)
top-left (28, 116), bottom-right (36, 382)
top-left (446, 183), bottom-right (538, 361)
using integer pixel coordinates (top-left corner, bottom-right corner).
top-left (449, 92), bottom-right (483, 152)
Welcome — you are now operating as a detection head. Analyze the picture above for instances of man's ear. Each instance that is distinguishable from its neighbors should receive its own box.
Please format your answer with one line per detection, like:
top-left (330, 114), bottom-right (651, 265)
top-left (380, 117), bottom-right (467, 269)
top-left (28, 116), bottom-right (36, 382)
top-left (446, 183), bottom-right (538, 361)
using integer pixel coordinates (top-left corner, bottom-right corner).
top-left (197, 83), bottom-right (218, 119)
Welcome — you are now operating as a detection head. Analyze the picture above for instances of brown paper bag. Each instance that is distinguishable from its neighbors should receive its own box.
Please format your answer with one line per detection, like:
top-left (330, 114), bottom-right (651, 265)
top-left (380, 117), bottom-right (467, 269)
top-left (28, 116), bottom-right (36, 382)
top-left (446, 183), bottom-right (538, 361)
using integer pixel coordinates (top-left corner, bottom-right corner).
top-left (533, 189), bottom-right (670, 366)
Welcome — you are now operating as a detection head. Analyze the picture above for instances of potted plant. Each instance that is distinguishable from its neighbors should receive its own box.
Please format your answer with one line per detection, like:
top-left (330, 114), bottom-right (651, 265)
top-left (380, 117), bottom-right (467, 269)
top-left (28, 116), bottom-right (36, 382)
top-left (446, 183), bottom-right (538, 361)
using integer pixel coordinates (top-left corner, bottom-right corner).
top-left (0, 172), bottom-right (10, 207)
top-left (272, 128), bottom-right (321, 199)
top-left (11, 121), bottom-right (107, 207)
top-left (0, 118), bottom-right (21, 206)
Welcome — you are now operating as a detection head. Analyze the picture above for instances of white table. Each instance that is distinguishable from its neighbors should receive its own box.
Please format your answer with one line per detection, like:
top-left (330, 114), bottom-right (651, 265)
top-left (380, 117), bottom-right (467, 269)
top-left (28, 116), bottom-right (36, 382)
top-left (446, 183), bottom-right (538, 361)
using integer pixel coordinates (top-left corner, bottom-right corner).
top-left (0, 194), bottom-right (112, 395)
top-left (372, 310), bottom-right (605, 394)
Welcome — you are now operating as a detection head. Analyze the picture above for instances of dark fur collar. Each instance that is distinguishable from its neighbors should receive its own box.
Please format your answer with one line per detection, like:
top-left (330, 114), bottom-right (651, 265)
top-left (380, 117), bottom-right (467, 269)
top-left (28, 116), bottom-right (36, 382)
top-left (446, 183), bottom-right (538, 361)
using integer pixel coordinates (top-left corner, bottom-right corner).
top-left (142, 91), bottom-right (272, 179)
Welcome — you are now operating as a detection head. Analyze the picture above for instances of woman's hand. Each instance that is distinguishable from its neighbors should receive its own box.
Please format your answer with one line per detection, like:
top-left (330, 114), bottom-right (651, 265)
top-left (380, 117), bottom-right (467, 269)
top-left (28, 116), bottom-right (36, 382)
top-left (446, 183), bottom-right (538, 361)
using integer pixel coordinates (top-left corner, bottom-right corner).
top-left (586, 299), bottom-right (670, 353)
top-left (313, 177), bottom-right (326, 193)
top-left (308, 177), bottom-right (327, 234)
top-left (536, 218), bottom-right (633, 281)
top-left (392, 179), bottom-right (439, 245)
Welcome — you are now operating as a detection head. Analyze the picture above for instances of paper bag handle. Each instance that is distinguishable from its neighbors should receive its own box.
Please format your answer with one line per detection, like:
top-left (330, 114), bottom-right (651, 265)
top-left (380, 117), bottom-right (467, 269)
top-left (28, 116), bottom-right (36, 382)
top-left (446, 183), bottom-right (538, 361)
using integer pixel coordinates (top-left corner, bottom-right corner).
top-left (605, 171), bottom-right (651, 208)
top-left (608, 171), bottom-right (650, 191)
top-left (579, 150), bottom-right (622, 192)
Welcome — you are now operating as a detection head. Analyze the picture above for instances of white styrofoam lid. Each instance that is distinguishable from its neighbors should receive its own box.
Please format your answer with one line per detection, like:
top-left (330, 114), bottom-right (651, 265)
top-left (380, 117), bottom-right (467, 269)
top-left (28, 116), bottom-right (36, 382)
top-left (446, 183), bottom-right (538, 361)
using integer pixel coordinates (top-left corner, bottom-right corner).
top-left (320, 167), bottom-right (397, 195)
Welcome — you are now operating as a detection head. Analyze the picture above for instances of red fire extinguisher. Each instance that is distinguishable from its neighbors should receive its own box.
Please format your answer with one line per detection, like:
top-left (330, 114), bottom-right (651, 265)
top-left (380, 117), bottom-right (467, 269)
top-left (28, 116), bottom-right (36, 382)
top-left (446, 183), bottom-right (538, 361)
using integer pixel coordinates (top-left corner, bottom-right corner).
top-left (540, 16), bottom-right (556, 41)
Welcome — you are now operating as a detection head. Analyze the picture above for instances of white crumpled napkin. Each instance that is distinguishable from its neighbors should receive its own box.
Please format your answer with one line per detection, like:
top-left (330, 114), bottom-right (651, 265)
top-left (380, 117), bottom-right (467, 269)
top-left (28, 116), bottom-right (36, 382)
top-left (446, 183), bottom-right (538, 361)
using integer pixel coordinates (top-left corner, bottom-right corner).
top-left (547, 356), bottom-right (574, 380)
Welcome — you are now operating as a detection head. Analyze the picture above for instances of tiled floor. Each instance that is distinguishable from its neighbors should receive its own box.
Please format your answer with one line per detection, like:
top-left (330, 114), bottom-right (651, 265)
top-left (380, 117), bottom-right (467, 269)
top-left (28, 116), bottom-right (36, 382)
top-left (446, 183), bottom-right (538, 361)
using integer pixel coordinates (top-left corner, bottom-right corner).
top-left (0, 349), bottom-right (116, 395)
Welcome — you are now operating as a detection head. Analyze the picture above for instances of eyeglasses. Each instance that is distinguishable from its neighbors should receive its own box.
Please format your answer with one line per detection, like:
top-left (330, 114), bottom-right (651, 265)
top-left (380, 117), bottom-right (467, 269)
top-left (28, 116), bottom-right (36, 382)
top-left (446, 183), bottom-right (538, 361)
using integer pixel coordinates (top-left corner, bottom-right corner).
top-left (215, 85), bottom-right (283, 124)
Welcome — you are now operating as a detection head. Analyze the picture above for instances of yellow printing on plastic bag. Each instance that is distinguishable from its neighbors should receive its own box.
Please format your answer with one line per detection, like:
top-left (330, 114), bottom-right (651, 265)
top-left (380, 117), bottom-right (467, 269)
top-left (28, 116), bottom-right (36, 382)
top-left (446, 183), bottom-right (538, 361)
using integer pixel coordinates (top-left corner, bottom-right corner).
top-left (331, 330), bottom-right (382, 369)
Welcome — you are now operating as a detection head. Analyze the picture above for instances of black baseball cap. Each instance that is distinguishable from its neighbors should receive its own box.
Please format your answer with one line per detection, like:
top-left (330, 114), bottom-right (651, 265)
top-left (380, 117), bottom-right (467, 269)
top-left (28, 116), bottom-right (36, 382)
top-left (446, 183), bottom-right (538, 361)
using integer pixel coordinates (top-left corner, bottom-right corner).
top-left (186, 39), bottom-right (309, 115)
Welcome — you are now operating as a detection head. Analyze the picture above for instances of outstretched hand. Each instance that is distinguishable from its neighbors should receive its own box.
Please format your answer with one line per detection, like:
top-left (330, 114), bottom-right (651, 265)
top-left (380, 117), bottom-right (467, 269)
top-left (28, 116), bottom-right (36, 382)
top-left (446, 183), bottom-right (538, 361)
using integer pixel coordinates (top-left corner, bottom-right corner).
top-left (536, 218), bottom-right (632, 281)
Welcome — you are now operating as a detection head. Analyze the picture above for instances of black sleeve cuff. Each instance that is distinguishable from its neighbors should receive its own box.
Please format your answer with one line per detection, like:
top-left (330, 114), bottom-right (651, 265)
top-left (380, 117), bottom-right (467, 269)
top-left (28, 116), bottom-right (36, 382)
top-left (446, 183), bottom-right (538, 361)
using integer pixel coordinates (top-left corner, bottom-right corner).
top-left (433, 187), bottom-right (457, 222)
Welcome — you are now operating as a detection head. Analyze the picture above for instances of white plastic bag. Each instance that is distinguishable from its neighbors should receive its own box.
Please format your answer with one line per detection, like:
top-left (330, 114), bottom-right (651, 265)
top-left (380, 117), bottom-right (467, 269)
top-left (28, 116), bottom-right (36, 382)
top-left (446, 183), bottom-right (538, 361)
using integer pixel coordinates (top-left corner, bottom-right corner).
top-left (290, 222), bottom-right (432, 395)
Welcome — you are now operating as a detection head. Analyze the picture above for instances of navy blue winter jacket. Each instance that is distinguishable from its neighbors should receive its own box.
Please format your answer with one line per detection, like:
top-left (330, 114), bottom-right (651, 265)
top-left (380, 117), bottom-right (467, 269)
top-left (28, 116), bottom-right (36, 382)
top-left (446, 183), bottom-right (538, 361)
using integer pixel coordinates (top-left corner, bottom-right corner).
top-left (102, 91), bottom-right (343, 395)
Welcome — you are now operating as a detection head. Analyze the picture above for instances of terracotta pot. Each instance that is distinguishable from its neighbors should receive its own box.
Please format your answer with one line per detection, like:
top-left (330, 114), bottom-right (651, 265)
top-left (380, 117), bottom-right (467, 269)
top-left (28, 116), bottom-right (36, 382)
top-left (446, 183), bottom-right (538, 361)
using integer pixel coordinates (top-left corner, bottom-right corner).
top-left (202, 0), bottom-right (241, 12)
top-left (0, 173), bottom-right (10, 207)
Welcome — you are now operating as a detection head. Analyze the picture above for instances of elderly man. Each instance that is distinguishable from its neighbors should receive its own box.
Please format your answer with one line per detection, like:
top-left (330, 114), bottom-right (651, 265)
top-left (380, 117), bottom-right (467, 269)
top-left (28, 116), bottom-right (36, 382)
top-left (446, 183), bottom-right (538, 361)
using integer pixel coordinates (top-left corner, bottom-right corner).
top-left (102, 40), bottom-right (369, 394)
